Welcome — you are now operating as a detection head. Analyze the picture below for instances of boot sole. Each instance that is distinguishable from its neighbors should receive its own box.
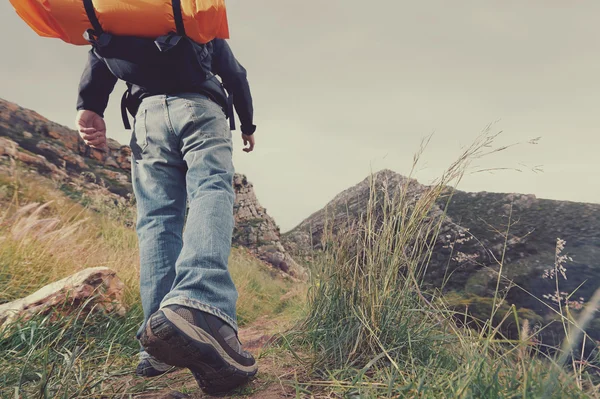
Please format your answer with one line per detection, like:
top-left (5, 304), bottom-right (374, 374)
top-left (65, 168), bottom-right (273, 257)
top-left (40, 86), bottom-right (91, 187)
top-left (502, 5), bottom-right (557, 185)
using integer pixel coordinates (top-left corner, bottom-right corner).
top-left (139, 309), bottom-right (257, 395)
top-left (135, 360), bottom-right (178, 378)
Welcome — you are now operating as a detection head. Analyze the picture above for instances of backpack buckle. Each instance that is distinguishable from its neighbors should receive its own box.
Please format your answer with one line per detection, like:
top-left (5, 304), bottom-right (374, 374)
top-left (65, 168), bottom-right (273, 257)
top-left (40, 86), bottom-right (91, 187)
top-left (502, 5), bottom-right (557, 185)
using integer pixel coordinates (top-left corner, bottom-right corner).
top-left (83, 29), bottom-right (112, 47)
top-left (154, 34), bottom-right (182, 52)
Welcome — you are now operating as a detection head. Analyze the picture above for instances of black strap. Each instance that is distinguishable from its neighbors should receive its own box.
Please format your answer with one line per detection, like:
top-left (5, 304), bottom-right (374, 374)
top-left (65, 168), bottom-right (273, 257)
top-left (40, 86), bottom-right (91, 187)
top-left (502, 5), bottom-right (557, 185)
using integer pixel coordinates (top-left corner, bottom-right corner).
top-left (83, 0), bottom-right (103, 34)
top-left (227, 93), bottom-right (236, 131)
top-left (172, 0), bottom-right (186, 36)
top-left (121, 90), bottom-right (132, 130)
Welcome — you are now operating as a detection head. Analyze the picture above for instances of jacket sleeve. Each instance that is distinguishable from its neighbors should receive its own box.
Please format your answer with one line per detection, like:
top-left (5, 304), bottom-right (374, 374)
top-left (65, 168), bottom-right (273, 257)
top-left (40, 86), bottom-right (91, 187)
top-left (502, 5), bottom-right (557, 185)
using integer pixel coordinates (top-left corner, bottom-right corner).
top-left (211, 39), bottom-right (256, 135)
top-left (76, 49), bottom-right (118, 118)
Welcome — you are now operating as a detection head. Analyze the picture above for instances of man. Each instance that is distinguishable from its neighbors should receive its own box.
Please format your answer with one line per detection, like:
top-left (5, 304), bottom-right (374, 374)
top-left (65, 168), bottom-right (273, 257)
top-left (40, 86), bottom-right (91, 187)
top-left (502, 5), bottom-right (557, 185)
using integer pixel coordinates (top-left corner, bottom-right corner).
top-left (75, 37), bottom-right (258, 395)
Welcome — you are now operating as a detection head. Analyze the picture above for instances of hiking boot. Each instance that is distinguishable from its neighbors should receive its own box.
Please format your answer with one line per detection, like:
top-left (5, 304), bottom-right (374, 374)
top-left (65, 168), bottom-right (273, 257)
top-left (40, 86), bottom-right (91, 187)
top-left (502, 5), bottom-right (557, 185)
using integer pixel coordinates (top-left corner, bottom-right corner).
top-left (139, 305), bottom-right (258, 395)
top-left (136, 351), bottom-right (178, 378)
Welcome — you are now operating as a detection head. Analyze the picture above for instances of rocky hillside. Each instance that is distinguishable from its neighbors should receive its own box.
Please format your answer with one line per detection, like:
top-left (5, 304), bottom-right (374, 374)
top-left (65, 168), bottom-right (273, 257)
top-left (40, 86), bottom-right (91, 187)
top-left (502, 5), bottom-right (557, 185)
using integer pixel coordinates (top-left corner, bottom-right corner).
top-left (233, 174), bottom-right (305, 278)
top-left (283, 169), bottom-right (600, 341)
top-left (0, 98), bottom-right (304, 278)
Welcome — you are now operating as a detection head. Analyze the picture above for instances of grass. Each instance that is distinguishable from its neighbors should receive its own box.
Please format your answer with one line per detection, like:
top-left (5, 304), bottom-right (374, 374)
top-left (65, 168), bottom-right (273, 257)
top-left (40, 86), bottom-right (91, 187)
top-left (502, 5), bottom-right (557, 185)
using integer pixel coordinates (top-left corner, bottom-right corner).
top-left (284, 128), bottom-right (600, 398)
top-left (0, 167), bottom-right (141, 307)
top-left (229, 247), bottom-right (306, 326)
top-left (1, 128), bottom-right (599, 398)
top-left (0, 307), bottom-right (148, 398)
top-left (0, 164), bottom-right (305, 398)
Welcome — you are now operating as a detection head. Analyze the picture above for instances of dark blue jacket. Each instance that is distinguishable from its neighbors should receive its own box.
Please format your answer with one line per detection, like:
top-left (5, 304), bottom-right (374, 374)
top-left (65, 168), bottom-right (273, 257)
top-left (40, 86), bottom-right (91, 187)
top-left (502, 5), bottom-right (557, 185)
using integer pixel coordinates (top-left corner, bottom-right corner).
top-left (76, 38), bottom-right (256, 135)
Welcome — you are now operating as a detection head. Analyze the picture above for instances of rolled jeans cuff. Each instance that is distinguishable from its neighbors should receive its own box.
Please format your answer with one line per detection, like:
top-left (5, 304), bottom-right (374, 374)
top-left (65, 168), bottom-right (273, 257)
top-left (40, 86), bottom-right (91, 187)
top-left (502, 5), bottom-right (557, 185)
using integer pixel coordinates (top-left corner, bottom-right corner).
top-left (160, 296), bottom-right (238, 332)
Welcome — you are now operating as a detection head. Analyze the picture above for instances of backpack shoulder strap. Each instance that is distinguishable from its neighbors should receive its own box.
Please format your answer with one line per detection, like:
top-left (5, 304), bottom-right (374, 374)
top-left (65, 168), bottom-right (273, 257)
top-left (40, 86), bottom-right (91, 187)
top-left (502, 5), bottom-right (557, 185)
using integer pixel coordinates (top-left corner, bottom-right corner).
top-left (172, 0), bottom-right (186, 36)
top-left (83, 0), bottom-right (103, 35)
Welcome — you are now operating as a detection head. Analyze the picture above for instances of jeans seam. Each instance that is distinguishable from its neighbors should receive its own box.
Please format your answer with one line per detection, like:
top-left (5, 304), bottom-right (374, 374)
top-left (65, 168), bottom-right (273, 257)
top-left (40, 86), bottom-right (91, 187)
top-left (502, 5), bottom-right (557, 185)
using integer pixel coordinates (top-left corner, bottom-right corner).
top-left (164, 97), bottom-right (177, 139)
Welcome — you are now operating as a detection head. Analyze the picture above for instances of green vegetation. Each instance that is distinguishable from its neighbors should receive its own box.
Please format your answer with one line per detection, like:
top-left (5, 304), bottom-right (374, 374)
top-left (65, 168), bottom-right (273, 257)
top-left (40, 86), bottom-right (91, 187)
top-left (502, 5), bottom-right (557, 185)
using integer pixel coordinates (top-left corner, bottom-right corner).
top-left (0, 167), bottom-right (304, 398)
top-left (285, 130), bottom-right (600, 398)
top-left (1, 130), bottom-right (599, 397)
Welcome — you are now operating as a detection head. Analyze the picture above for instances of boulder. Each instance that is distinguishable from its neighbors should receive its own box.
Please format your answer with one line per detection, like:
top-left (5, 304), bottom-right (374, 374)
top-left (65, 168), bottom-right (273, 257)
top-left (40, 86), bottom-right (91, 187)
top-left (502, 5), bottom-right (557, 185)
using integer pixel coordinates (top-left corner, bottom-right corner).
top-left (0, 137), bottom-right (18, 158)
top-left (0, 267), bottom-right (126, 330)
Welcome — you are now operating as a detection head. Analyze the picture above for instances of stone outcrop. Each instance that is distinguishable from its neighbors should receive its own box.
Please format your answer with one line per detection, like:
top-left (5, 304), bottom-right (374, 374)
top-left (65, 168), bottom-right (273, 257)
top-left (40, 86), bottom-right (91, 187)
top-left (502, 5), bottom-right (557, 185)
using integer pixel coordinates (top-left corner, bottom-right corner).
top-left (0, 267), bottom-right (126, 330)
top-left (283, 171), bottom-right (425, 261)
top-left (0, 98), bottom-right (303, 278)
top-left (234, 174), bottom-right (306, 279)
top-left (0, 98), bottom-right (133, 199)
top-left (0, 136), bottom-right (69, 181)
top-left (1, 99), bottom-right (131, 171)
top-left (283, 169), bottom-right (600, 342)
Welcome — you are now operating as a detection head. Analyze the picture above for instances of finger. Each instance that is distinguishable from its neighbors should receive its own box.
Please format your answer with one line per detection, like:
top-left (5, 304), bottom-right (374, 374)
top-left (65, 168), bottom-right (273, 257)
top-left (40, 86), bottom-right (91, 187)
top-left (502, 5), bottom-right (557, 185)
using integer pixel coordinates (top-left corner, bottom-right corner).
top-left (81, 133), bottom-right (103, 141)
top-left (79, 127), bottom-right (97, 134)
top-left (92, 136), bottom-right (106, 144)
top-left (83, 138), bottom-right (104, 146)
top-left (87, 138), bottom-right (106, 147)
top-left (90, 139), bottom-right (107, 148)
top-left (81, 129), bottom-right (101, 136)
top-left (82, 130), bottom-right (105, 139)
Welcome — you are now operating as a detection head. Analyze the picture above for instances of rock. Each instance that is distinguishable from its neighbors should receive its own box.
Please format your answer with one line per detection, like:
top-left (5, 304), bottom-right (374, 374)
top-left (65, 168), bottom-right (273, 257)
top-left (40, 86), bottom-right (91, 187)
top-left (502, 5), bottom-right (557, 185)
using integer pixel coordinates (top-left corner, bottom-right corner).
top-left (22, 131), bottom-right (33, 139)
top-left (233, 174), bottom-right (307, 279)
top-left (36, 140), bottom-right (88, 169)
top-left (11, 150), bottom-right (68, 180)
top-left (0, 267), bottom-right (126, 330)
top-left (107, 138), bottom-right (122, 151)
top-left (15, 151), bottom-right (46, 166)
top-left (47, 130), bottom-right (62, 140)
top-left (81, 171), bottom-right (98, 183)
top-left (90, 148), bottom-right (105, 162)
top-left (105, 156), bottom-right (119, 169)
top-left (116, 146), bottom-right (132, 169)
top-left (103, 170), bottom-right (129, 184)
top-left (0, 137), bottom-right (19, 157)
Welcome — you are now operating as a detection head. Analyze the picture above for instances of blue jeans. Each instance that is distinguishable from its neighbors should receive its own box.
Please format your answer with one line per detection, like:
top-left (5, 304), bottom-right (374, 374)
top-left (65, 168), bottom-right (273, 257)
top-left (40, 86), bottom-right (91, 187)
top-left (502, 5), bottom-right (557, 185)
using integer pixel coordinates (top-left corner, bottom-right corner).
top-left (130, 93), bottom-right (238, 341)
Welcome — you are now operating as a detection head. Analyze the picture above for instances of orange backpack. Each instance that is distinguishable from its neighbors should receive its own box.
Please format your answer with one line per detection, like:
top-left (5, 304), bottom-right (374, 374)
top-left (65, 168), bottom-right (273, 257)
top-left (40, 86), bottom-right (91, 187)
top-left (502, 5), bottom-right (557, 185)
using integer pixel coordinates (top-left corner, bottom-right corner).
top-left (9, 0), bottom-right (229, 45)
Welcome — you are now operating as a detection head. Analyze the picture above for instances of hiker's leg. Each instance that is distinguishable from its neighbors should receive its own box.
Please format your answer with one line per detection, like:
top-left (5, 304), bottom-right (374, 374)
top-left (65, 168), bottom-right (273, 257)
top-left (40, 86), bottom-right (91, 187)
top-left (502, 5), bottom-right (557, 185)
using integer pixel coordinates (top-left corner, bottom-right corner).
top-left (159, 93), bottom-right (239, 331)
top-left (130, 96), bottom-right (187, 339)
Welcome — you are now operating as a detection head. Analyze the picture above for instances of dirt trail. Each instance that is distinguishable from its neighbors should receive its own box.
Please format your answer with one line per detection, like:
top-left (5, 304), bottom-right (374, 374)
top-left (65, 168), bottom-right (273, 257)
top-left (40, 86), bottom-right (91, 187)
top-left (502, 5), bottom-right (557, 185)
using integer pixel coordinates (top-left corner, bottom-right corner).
top-left (131, 316), bottom-right (299, 399)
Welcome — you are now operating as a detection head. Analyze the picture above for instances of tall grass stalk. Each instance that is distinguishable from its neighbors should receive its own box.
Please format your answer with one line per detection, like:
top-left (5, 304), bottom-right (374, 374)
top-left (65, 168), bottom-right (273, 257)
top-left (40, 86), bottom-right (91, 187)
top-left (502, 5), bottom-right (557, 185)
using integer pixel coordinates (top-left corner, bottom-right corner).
top-left (290, 128), bottom-right (599, 398)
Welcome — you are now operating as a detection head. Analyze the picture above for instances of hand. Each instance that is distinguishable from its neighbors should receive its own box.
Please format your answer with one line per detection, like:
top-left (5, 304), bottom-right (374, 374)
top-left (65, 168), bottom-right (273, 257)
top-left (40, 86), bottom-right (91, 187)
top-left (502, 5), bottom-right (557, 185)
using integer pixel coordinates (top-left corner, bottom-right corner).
top-left (76, 110), bottom-right (107, 151)
top-left (242, 134), bottom-right (255, 153)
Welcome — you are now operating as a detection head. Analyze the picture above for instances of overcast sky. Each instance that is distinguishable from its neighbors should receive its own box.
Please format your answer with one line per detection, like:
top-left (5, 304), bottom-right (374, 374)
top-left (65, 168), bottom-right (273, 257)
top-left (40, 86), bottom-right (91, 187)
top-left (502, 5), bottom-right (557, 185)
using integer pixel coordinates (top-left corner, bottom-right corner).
top-left (2, 1), bottom-right (599, 232)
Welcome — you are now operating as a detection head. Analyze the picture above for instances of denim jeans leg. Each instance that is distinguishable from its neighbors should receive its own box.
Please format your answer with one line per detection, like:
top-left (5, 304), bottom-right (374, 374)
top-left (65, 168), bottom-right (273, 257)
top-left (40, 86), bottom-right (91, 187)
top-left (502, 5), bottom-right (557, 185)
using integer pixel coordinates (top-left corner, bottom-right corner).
top-left (159, 94), bottom-right (239, 332)
top-left (130, 98), bottom-right (188, 339)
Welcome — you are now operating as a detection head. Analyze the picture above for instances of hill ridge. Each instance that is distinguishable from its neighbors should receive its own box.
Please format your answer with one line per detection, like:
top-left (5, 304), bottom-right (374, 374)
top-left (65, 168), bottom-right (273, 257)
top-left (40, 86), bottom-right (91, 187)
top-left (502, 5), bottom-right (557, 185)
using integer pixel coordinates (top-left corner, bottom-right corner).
top-left (0, 97), bottom-right (305, 278)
